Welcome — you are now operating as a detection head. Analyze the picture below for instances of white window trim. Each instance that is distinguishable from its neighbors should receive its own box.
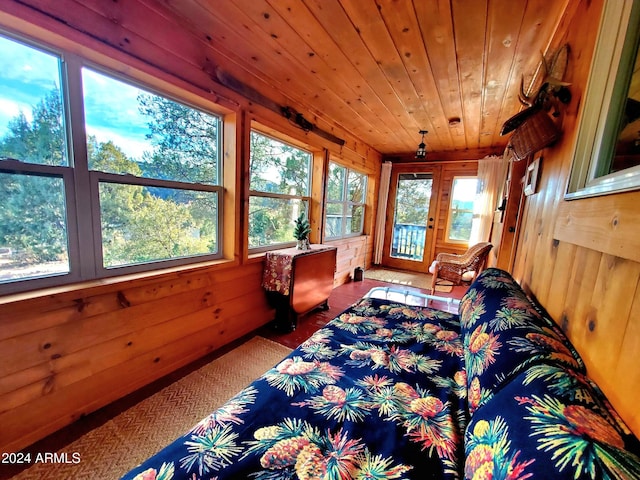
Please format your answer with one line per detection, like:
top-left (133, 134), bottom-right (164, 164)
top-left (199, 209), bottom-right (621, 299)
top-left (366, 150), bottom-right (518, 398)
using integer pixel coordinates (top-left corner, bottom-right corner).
top-left (248, 130), bottom-right (312, 252)
top-left (566, 0), bottom-right (640, 199)
top-left (445, 176), bottom-right (478, 244)
top-left (0, 31), bottom-right (225, 295)
top-left (89, 172), bottom-right (223, 277)
top-left (0, 160), bottom-right (82, 291)
top-left (324, 162), bottom-right (367, 240)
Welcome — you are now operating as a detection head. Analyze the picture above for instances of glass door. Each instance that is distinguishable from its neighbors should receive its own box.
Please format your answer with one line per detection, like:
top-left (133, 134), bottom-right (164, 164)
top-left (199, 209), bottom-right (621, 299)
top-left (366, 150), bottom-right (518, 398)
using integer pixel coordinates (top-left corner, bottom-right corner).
top-left (382, 168), bottom-right (439, 272)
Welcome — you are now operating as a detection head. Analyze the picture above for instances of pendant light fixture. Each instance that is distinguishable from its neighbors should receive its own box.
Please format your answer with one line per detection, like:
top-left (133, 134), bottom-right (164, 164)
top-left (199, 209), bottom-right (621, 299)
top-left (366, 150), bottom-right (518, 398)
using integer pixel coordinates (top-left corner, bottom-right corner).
top-left (415, 130), bottom-right (428, 159)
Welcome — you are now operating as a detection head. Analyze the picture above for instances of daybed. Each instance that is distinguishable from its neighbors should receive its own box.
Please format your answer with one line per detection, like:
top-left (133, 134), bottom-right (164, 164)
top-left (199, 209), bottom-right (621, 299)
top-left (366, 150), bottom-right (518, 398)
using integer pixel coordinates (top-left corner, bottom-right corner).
top-left (121, 268), bottom-right (640, 479)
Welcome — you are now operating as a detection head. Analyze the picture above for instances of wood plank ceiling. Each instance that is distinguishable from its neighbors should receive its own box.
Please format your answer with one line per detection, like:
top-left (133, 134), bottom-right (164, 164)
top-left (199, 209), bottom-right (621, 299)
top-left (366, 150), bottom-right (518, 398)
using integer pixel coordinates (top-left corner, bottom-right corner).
top-left (160, 0), bottom-right (573, 157)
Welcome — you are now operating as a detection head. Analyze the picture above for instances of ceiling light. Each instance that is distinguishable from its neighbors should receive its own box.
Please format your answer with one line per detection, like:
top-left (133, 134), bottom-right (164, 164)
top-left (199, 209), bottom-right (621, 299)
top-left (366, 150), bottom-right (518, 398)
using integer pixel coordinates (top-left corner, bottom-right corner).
top-left (415, 130), bottom-right (428, 159)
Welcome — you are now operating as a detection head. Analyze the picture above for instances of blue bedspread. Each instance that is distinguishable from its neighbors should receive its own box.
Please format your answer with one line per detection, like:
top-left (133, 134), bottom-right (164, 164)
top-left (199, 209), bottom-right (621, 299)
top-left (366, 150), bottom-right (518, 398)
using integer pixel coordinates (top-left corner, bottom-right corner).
top-left (121, 297), bottom-right (467, 480)
top-left (121, 269), bottom-right (640, 480)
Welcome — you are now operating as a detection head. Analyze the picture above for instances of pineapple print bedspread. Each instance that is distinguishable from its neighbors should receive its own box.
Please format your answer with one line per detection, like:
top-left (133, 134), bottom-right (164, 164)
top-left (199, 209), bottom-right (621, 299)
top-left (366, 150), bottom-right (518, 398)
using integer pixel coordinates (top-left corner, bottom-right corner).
top-left (121, 268), bottom-right (640, 480)
top-left (121, 297), bottom-right (468, 479)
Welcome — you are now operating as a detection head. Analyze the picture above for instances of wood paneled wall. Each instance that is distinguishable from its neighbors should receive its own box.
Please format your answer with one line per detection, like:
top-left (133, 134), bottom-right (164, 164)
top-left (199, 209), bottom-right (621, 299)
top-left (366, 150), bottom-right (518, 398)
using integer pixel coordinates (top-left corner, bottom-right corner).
top-left (512, 0), bottom-right (640, 437)
top-left (0, 0), bottom-right (381, 452)
top-left (329, 235), bottom-right (373, 286)
top-left (0, 262), bottom-right (272, 452)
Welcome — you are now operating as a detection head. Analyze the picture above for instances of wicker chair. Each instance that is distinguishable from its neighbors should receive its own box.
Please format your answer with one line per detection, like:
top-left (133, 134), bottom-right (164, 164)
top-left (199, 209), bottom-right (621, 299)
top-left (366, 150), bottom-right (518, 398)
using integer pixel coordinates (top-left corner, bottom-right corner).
top-left (428, 242), bottom-right (493, 293)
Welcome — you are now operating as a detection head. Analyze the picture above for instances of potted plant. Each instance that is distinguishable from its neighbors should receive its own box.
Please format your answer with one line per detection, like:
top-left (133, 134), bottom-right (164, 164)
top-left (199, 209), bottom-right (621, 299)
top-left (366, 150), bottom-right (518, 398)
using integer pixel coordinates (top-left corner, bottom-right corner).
top-left (293, 212), bottom-right (311, 250)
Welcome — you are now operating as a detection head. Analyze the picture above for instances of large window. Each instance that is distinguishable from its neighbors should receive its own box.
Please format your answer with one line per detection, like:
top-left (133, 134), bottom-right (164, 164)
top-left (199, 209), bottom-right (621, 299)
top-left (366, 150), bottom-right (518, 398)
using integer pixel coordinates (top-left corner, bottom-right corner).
top-left (0, 35), bottom-right (71, 288)
top-left (0, 32), bottom-right (223, 293)
top-left (248, 131), bottom-right (311, 250)
top-left (325, 162), bottom-right (367, 239)
top-left (446, 177), bottom-right (479, 243)
top-left (82, 69), bottom-right (221, 270)
top-left (567, 1), bottom-right (640, 198)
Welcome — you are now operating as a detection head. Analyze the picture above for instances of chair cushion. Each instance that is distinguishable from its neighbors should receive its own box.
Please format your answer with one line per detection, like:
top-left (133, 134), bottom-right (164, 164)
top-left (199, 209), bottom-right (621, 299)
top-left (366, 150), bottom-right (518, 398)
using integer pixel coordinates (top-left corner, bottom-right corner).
top-left (461, 271), bottom-right (475, 282)
top-left (428, 260), bottom-right (438, 274)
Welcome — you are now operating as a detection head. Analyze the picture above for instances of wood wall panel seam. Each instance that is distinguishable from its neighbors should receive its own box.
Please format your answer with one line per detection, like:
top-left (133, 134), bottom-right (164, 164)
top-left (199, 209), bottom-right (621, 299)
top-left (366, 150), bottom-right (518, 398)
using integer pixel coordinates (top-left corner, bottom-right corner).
top-left (553, 192), bottom-right (640, 263)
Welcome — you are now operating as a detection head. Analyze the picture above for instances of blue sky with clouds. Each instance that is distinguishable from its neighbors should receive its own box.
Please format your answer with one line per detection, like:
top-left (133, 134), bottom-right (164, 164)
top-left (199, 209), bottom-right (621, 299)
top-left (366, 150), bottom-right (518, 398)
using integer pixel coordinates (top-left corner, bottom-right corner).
top-left (0, 36), bottom-right (57, 133)
top-left (0, 34), bottom-right (150, 160)
top-left (81, 68), bottom-right (150, 160)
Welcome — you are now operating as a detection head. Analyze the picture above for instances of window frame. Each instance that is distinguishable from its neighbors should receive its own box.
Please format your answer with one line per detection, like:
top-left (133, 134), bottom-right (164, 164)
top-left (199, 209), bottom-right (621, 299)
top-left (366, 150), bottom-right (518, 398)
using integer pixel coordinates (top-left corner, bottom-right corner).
top-left (0, 160), bottom-right (82, 290)
top-left (0, 29), bottom-right (227, 295)
top-left (324, 161), bottom-right (368, 240)
top-left (566, 0), bottom-right (640, 199)
top-left (89, 171), bottom-right (223, 276)
top-left (81, 64), bottom-right (224, 187)
top-left (81, 64), bottom-right (224, 275)
top-left (248, 129), bottom-right (312, 253)
top-left (445, 175), bottom-right (479, 244)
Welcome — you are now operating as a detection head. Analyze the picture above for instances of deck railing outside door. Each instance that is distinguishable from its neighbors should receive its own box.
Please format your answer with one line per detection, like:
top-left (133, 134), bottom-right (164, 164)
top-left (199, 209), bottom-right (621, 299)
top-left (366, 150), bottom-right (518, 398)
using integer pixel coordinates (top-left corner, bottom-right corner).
top-left (391, 223), bottom-right (426, 261)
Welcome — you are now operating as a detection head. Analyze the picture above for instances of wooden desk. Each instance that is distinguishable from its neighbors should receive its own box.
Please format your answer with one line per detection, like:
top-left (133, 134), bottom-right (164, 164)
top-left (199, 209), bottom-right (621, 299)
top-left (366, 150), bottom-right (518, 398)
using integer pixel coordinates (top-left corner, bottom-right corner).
top-left (262, 244), bottom-right (337, 331)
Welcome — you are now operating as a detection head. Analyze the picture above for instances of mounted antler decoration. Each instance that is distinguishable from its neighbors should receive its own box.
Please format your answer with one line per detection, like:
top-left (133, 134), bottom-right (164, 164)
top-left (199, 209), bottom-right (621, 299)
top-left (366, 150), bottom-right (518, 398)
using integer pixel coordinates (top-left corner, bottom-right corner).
top-left (501, 44), bottom-right (572, 161)
top-left (518, 44), bottom-right (572, 113)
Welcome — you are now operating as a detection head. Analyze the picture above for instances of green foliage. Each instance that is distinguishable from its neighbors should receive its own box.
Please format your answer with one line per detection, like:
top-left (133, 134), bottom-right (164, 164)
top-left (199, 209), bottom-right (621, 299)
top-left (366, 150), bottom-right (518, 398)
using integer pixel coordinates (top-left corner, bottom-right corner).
top-left (0, 90), bottom-right (66, 166)
top-left (0, 87), bottom-right (219, 270)
top-left (0, 90), bottom-right (68, 264)
top-left (327, 163), bottom-right (345, 201)
top-left (248, 132), bottom-right (311, 248)
top-left (88, 136), bottom-right (143, 175)
top-left (449, 209), bottom-right (473, 241)
top-left (293, 212), bottom-right (311, 241)
top-left (96, 95), bottom-right (220, 266)
top-left (101, 187), bottom-right (213, 267)
top-left (137, 93), bottom-right (219, 184)
top-left (394, 177), bottom-right (432, 225)
top-left (248, 197), bottom-right (302, 248)
top-left (326, 164), bottom-right (367, 238)
top-left (249, 132), bottom-right (310, 194)
top-left (0, 173), bottom-right (67, 262)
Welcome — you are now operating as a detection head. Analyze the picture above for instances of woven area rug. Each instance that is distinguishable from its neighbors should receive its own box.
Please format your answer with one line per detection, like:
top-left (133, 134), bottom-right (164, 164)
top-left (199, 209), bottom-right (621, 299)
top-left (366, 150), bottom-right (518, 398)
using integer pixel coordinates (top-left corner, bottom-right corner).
top-left (8, 336), bottom-right (292, 480)
top-left (364, 267), bottom-right (453, 293)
